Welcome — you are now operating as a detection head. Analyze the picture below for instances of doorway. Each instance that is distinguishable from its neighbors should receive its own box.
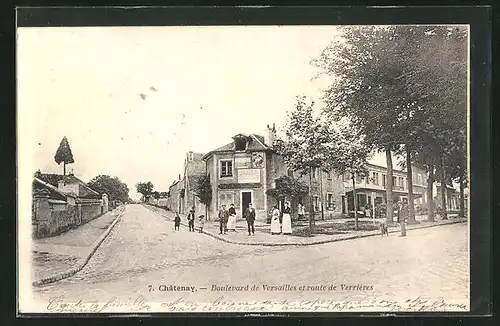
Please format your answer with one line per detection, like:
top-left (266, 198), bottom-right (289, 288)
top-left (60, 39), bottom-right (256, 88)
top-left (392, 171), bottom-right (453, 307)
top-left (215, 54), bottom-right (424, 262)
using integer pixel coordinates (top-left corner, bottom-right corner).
top-left (241, 191), bottom-right (252, 214)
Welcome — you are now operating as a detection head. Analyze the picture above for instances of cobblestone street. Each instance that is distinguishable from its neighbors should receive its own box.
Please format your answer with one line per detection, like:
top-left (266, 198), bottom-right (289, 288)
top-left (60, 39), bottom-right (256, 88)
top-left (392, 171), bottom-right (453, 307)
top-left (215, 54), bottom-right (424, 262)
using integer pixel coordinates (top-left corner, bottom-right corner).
top-left (32, 204), bottom-right (469, 311)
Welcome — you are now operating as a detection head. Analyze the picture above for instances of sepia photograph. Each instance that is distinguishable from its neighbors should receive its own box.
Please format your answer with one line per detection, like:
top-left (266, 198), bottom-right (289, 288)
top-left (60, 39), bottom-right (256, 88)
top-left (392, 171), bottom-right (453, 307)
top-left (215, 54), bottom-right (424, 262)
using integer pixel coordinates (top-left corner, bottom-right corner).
top-left (17, 20), bottom-right (470, 314)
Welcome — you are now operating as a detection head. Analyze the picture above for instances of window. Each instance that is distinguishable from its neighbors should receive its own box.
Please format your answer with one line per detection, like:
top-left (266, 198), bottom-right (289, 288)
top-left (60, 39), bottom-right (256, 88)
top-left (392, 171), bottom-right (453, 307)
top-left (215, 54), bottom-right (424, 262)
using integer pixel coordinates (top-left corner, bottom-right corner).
top-left (326, 170), bottom-right (332, 180)
top-left (312, 167), bottom-right (318, 180)
top-left (392, 176), bottom-right (396, 186)
top-left (382, 174), bottom-right (386, 188)
top-left (234, 138), bottom-right (247, 151)
top-left (327, 193), bottom-right (335, 209)
top-left (220, 160), bottom-right (233, 178)
top-left (373, 172), bottom-right (379, 185)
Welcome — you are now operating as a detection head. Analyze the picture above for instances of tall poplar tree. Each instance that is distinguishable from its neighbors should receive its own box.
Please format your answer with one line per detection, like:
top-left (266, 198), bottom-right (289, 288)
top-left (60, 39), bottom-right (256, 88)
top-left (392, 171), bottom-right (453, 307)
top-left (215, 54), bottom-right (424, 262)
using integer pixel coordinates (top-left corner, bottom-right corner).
top-left (54, 136), bottom-right (75, 176)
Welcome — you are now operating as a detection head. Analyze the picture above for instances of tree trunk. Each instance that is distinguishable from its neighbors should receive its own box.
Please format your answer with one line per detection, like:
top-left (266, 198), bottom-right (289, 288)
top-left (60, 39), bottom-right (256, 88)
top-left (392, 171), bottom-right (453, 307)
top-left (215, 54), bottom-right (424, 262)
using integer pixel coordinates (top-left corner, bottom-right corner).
top-left (459, 173), bottom-right (465, 218)
top-left (385, 149), bottom-right (394, 225)
top-left (63, 161), bottom-right (66, 176)
top-left (400, 210), bottom-right (407, 237)
top-left (308, 167), bottom-right (315, 234)
top-left (440, 153), bottom-right (448, 219)
top-left (352, 174), bottom-right (358, 231)
top-left (406, 145), bottom-right (416, 223)
top-left (427, 164), bottom-right (435, 222)
top-left (320, 169), bottom-right (324, 221)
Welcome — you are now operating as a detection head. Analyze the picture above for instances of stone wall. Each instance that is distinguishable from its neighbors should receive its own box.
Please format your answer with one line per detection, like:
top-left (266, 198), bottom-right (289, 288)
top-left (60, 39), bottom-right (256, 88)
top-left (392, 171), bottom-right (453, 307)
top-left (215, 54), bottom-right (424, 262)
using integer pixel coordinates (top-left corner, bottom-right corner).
top-left (32, 189), bottom-right (107, 239)
top-left (80, 201), bottom-right (103, 224)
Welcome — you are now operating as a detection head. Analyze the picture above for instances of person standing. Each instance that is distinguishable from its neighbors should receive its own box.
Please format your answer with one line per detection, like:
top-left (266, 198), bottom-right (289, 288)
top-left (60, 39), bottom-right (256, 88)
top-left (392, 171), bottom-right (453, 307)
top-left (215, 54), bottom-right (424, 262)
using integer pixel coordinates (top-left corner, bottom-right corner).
top-left (244, 202), bottom-right (256, 236)
top-left (281, 202), bottom-right (292, 235)
top-left (270, 205), bottom-right (281, 235)
top-left (297, 203), bottom-right (305, 220)
top-left (174, 211), bottom-right (181, 231)
top-left (227, 203), bottom-right (237, 231)
top-left (198, 214), bottom-right (205, 233)
top-left (187, 206), bottom-right (195, 232)
top-left (218, 204), bottom-right (229, 235)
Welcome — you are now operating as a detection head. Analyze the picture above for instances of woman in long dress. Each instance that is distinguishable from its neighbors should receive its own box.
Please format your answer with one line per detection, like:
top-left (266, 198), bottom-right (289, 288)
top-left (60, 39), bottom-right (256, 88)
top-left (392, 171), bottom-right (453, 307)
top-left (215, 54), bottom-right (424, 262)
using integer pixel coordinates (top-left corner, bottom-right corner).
top-left (270, 205), bottom-right (281, 235)
top-left (227, 204), bottom-right (237, 231)
top-left (281, 202), bottom-right (292, 235)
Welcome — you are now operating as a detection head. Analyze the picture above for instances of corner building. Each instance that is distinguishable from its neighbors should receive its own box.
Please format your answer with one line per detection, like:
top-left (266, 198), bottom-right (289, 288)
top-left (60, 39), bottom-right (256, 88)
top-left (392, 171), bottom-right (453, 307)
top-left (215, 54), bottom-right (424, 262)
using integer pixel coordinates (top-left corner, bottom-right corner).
top-left (203, 125), bottom-right (345, 222)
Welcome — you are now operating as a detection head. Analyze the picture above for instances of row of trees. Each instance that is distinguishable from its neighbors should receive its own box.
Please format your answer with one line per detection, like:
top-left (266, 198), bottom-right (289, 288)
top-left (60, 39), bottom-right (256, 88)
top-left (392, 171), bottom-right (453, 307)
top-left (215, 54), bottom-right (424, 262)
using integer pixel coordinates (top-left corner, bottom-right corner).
top-left (276, 25), bottom-right (468, 234)
top-left (87, 175), bottom-right (130, 203)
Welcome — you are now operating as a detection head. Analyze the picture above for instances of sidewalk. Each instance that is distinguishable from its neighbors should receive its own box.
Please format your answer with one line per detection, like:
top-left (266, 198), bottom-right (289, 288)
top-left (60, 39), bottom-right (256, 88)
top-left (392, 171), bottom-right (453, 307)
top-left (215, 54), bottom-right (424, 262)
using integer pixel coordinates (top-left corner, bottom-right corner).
top-left (145, 205), bottom-right (466, 246)
top-left (32, 206), bottom-right (125, 281)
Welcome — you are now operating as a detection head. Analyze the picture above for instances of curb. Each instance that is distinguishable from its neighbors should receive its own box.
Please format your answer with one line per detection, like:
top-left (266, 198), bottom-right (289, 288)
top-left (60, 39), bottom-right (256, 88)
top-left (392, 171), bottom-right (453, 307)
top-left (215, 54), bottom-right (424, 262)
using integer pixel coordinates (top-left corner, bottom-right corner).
top-left (32, 205), bottom-right (127, 287)
top-left (200, 219), bottom-right (467, 247)
top-left (143, 205), bottom-right (467, 247)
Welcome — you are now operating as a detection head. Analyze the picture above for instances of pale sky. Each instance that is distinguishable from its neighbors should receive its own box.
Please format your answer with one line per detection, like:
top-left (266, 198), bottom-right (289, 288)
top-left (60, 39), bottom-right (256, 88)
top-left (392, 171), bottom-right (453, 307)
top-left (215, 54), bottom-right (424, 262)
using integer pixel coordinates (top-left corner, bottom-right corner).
top-left (18, 26), bottom-right (355, 200)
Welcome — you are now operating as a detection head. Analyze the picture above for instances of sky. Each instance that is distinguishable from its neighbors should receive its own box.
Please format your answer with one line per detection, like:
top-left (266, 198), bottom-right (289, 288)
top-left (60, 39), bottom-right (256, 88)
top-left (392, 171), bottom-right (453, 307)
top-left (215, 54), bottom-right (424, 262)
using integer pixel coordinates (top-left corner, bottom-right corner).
top-left (17, 26), bottom-right (389, 200)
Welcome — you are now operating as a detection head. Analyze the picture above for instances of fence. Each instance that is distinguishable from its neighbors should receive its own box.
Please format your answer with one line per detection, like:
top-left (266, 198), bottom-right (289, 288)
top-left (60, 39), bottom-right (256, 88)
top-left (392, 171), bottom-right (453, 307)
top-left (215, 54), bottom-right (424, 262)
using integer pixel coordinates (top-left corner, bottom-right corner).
top-left (32, 189), bottom-right (108, 239)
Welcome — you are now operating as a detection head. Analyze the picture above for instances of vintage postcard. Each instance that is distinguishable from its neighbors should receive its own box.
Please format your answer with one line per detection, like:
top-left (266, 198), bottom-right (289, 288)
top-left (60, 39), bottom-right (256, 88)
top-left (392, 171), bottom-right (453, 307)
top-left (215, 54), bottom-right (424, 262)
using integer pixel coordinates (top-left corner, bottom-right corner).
top-left (17, 22), bottom-right (470, 314)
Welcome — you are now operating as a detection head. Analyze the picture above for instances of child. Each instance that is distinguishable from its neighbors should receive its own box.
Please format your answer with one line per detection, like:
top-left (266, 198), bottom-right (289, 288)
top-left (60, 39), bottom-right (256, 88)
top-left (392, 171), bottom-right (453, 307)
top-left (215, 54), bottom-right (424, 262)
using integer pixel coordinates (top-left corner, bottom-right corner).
top-left (174, 212), bottom-right (181, 231)
top-left (198, 215), bottom-right (205, 233)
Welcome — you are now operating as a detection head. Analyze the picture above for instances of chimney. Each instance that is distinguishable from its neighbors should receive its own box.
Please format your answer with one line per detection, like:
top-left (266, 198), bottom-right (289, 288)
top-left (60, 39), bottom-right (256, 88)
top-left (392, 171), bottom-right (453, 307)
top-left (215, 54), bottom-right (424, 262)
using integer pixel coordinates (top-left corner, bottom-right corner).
top-left (264, 124), bottom-right (276, 147)
top-left (178, 174), bottom-right (181, 181)
top-left (58, 179), bottom-right (65, 190)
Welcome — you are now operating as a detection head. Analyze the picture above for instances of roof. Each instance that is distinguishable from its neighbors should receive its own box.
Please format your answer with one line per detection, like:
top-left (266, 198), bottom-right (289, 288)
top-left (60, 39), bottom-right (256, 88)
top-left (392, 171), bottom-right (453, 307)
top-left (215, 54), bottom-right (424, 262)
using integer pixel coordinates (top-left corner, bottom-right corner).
top-left (33, 178), bottom-right (73, 201)
top-left (34, 172), bottom-right (100, 198)
top-left (34, 173), bottom-right (64, 187)
top-left (202, 133), bottom-right (270, 160)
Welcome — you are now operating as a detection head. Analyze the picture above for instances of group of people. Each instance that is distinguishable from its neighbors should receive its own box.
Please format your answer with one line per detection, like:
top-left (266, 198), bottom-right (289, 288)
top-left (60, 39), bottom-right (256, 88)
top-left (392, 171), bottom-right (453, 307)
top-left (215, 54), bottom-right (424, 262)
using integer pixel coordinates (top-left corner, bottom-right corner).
top-left (174, 202), bottom-right (297, 236)
top-left (270, 202), bottom-right (293, 235)
top-left (218, 203), bottom-right (256, 236)
top-left (173, 206), bottom-right (205, 233)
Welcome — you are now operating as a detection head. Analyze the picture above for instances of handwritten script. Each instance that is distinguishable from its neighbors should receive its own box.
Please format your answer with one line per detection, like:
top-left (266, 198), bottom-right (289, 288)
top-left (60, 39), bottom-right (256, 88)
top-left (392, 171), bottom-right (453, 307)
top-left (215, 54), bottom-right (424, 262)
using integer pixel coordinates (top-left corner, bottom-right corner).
top-left (45, 295), bottom-right (468, 313)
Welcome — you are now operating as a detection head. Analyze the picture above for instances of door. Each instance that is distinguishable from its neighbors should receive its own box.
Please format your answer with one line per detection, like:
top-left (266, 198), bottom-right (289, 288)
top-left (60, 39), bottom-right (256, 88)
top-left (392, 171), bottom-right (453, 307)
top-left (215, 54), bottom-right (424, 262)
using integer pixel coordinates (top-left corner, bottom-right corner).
top-left (241, 191), bottom-right (252, 215)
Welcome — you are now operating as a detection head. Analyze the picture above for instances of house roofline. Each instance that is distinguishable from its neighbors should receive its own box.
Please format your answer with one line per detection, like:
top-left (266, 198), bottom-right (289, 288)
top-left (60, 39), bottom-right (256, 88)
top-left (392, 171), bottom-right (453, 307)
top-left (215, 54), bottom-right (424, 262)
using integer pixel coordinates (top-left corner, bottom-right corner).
top-left (34, 177), bottom-right (77, 198)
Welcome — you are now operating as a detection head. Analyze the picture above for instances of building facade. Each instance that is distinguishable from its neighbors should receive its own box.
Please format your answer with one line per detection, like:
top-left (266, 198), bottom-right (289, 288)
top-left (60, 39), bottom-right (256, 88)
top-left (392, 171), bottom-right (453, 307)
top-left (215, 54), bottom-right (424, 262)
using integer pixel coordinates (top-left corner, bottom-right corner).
top-left (167, 176), bottom-right (184, 213)
top-left (202, 125), bottom-right (345, 222)
top-left (343, 163), bottom-right (428, 216)
top-left (182, 151), bottom-right (206, 217)
top-left (343, 162), bottom-right (458, 216)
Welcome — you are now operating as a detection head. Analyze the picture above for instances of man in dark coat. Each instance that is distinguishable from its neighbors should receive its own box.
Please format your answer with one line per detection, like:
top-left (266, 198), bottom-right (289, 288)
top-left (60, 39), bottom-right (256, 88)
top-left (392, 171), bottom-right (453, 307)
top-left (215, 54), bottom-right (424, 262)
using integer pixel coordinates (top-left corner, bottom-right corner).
top-left (187, 206), bottom-right (195, 232)
top-left (218, 205), bottom-right (229, 235)
top-left (244, 203), bottom-right (256, 236)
